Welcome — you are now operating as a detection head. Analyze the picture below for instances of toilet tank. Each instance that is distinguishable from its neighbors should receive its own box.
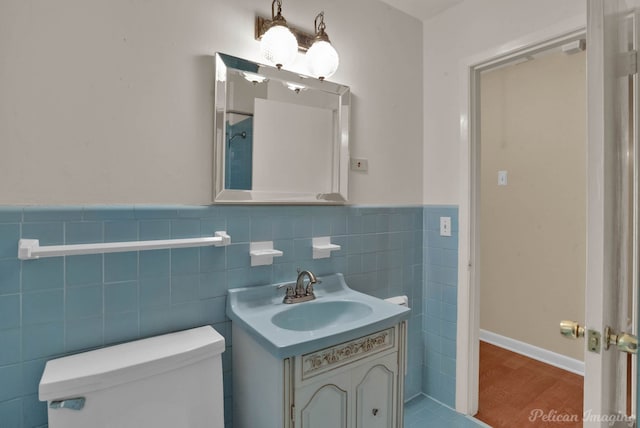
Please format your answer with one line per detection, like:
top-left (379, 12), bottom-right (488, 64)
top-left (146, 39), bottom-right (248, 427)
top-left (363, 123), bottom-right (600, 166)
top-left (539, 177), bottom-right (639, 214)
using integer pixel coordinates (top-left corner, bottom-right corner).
top-left (39, 326), bottom-right (225, 428)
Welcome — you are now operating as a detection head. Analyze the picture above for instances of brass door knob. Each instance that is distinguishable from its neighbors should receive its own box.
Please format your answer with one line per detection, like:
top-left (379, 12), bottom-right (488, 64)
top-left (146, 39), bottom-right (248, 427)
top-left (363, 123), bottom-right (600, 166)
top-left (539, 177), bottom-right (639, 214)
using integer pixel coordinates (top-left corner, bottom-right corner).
top-left (605, 327), bottom-right (638, 354)
top-left (616, 333), bottom-right (638, 354)
top-left (560, 320), bottom-right (585, 339)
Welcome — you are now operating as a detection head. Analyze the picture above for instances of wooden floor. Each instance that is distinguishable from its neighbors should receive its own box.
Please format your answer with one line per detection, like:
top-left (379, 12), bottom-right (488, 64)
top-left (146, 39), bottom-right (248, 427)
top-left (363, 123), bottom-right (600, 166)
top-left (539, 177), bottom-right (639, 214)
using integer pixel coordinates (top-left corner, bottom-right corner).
top-left (475, 341), bottom-right (583, 427)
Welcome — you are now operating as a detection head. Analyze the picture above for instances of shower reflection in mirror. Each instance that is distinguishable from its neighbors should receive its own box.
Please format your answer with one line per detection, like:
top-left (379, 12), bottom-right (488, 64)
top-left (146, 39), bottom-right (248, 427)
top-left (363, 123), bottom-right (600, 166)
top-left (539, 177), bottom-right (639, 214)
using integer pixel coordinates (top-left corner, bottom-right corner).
top-left (225, 111), bottom-right (253, 190)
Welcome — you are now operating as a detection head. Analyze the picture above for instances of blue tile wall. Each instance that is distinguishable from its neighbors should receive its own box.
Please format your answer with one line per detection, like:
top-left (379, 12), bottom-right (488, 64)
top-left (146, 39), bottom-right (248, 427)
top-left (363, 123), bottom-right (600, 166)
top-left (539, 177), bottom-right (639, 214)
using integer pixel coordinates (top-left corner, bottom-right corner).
top-left (0, 205), bottom-right (424, 428)
top-left (423, 206), bottom-right (459, 408)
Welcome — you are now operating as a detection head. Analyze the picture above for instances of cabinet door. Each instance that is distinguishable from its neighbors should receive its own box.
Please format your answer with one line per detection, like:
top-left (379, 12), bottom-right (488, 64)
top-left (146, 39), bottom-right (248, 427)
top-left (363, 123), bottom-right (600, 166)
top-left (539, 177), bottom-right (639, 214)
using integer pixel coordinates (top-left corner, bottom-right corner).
top-left (353, 353), bottom-right (398, 428)
top-left (295, 371), bottom-right (350, 428)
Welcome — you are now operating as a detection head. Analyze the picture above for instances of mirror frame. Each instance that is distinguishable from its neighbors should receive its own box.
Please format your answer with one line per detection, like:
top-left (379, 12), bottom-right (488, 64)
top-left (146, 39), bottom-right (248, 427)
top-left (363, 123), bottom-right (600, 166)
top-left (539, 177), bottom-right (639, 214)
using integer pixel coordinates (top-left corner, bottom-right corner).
top-left (213, 52), bottom-right (350, 204)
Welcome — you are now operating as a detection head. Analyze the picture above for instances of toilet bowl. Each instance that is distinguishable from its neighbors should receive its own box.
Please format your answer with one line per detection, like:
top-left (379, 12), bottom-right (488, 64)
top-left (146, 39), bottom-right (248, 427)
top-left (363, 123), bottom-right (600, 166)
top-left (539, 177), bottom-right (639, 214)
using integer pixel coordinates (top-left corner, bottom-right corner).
top-left (39, 326), bottom-right (225, 428)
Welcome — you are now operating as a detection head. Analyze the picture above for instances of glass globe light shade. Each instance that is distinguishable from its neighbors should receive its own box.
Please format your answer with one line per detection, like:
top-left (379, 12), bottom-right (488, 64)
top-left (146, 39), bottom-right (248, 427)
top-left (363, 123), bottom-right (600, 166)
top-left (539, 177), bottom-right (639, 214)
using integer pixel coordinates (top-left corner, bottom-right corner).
top-left (306, 40), bottom-right (339, 80)
top-left (260, 24), bottom-right (298, 68)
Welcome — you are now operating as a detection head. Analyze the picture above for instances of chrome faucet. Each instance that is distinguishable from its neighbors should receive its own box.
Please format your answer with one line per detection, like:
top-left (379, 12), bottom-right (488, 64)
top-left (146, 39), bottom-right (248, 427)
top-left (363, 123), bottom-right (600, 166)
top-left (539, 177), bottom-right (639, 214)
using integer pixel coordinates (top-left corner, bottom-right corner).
top-left (277, 269), bottom-right (319, 304)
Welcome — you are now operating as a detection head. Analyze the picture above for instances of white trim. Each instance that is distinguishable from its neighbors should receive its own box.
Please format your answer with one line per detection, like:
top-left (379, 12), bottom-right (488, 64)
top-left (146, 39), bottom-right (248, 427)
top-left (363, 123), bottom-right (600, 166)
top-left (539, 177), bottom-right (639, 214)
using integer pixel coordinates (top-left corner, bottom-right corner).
top-left (479, 330), bottom-right (585, 376)
top-left (456, 15), bottom-right (587, 416)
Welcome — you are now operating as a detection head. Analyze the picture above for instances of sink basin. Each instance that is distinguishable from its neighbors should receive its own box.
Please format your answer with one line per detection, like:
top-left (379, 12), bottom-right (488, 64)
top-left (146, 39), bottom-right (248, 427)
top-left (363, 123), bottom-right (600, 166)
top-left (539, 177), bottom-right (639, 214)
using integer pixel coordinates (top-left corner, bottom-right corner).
top-left (271, 300), bottom-right (373, 331)
top-left (226, 273), bottom-right (411, 357)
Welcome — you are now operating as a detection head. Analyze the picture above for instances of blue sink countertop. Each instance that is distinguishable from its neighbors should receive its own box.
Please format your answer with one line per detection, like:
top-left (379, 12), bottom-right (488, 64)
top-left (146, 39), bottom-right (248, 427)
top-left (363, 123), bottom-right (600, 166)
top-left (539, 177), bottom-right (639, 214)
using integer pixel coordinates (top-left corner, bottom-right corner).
top-left (226, 273), bottom-right (411, 358)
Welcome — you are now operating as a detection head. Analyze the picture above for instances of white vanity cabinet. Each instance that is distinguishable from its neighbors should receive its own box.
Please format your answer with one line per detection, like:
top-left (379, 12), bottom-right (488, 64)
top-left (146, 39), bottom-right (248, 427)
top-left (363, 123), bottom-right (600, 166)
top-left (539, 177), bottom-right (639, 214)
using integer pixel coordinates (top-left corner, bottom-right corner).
top-left (232, 322), bottom-right (407, 428)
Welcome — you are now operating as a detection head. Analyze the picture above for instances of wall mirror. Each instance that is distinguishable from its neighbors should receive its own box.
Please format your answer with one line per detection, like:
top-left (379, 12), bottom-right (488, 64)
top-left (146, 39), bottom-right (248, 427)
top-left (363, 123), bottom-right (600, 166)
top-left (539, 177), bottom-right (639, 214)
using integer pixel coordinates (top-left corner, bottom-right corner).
top-left (213, 53), bottom-right (350, 204)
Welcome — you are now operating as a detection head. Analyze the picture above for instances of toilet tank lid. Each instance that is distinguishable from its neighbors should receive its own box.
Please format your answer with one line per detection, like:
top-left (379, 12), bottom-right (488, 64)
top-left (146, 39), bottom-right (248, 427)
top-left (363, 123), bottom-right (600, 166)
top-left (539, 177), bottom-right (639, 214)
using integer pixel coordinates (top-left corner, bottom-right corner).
top-left (39, 326), bottom-right (225, 401)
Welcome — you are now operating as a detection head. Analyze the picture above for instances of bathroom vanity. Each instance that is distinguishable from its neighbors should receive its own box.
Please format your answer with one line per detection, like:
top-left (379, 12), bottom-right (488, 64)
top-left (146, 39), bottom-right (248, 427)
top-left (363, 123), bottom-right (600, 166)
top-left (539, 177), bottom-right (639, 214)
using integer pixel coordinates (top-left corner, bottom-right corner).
top-left (226, 273), bottom-right (410, 428)
top-left (233, 321), bottom-right (406, 428)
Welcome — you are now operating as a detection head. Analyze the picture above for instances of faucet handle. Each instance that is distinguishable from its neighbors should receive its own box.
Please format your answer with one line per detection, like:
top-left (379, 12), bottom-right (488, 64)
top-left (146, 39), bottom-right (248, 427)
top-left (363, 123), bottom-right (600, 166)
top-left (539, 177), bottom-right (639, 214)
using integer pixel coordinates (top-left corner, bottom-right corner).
top-left (276, 282), bottom-right (295, 294)
top-left (305, 278), bottom-right (322, 295)
top-left (276, 283), bottom-right (296, 302)
top-left (306, 282), bottom-right (315, 295)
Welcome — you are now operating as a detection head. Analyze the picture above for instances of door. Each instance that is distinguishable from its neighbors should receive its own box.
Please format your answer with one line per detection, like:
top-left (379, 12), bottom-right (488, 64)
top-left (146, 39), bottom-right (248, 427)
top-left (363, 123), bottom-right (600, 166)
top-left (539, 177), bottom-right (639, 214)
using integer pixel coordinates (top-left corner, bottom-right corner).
top-left (296, 371), bottom-right (350, 428)
top-left (585, 0), bottom-right (638, 424)
top-left (353, 353), bottom-right (398, 428)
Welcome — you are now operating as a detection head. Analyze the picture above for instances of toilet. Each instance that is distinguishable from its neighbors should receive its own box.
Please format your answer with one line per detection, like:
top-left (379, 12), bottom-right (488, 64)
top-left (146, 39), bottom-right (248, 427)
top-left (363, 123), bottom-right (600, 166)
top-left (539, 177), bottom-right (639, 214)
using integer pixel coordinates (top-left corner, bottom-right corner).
top-left (39, 326), bottom-right (225, 428)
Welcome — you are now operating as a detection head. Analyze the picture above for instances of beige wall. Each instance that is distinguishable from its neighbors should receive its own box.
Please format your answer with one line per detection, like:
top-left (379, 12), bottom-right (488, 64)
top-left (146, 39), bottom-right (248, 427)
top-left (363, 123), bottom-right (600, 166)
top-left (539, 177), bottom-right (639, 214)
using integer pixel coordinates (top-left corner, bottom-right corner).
top-left (0, 0), bottom-right (423, 205)
top-left (479, 50), bottom-right (586, 360)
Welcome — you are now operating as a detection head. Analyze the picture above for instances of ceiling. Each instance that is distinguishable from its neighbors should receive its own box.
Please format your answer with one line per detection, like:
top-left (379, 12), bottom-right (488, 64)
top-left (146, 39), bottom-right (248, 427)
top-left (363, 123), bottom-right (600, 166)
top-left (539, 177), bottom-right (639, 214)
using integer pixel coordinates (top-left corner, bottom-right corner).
top-left (380, 0), bottom-right (464, 21)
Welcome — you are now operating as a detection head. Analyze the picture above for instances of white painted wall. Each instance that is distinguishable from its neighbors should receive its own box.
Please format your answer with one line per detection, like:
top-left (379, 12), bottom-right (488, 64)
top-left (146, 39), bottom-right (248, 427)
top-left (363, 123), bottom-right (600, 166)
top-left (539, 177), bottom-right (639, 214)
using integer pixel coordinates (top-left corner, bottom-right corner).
top-left (0, 0), bottom-right (423, 205)
top-left (422, 0), bottom-right (586, 205)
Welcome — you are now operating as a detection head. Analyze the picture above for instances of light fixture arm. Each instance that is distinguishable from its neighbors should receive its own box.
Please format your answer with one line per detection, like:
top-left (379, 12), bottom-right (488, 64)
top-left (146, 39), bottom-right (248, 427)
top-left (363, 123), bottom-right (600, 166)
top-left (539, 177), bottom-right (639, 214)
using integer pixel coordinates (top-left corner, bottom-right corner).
top-left (271, 0), bottom-right (287, 26)
top-left (314, 12), bottom-right (330, 43)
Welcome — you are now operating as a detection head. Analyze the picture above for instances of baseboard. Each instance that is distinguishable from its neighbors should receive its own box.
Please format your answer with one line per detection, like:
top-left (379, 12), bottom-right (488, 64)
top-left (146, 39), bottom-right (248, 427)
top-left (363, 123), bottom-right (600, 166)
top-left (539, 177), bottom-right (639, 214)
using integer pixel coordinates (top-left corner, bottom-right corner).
top-left (479, 329), bottom-right (584, 376)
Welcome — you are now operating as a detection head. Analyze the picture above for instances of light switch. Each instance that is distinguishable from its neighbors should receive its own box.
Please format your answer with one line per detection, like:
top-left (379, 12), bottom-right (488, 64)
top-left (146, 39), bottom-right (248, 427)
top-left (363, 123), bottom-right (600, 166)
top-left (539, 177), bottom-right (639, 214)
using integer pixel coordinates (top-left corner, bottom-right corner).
top-left (440, 217), bottom-right (451, 237)
top-left (498, 170), bottom-right (508, 186)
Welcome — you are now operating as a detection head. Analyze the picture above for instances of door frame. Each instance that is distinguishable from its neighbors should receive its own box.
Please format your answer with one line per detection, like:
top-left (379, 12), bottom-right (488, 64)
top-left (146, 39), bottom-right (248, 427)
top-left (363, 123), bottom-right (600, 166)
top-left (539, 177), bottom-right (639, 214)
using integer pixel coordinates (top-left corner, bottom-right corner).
top-left (456, 16), bottom-right (587, 415)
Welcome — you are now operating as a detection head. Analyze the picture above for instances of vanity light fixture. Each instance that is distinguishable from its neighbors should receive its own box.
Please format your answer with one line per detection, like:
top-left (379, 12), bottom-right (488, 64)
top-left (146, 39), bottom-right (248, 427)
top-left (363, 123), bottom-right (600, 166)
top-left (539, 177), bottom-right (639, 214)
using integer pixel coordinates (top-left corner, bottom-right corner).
top-left (255, 4), bottom-right (340, 79)
top-left (305, 12), bottom-right (339, 80)
top-left (258, 0), bottom-right (298, 69)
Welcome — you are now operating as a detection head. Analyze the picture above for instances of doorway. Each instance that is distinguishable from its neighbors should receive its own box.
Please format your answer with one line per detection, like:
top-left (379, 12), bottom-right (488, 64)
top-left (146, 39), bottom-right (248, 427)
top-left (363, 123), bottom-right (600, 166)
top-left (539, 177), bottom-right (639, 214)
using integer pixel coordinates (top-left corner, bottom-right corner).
top-left (474, 44), bottom-right (586, 426)
top-left (457, 6), bottom-right (639, 423)
top-left (454, 25), bottom-right (588, 416)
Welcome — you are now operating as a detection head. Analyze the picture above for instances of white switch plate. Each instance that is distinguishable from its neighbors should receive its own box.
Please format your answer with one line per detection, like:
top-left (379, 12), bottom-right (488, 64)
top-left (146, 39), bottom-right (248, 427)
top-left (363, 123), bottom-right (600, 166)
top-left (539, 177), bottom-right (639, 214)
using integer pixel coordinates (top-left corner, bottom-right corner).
top-left (440, 217), bottom-right (451, 237)
top-left (350, 158), bottom-right (369, 172)
top-left (498, 170), bottom-right (508, 186)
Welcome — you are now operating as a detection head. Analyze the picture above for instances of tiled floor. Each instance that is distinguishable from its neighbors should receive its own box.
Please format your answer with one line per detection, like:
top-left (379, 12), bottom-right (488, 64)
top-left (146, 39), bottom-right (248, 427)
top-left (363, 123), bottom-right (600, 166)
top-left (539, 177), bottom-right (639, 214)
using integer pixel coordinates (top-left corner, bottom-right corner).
top-left (404, 394), bottom-right (489, 428)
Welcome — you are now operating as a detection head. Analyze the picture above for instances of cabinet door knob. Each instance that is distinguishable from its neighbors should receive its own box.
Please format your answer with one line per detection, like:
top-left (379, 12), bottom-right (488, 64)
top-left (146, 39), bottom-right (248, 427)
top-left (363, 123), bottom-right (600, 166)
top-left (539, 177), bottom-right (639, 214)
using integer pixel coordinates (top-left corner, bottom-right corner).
top-left (372, 408), bottom-right (379, 416)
